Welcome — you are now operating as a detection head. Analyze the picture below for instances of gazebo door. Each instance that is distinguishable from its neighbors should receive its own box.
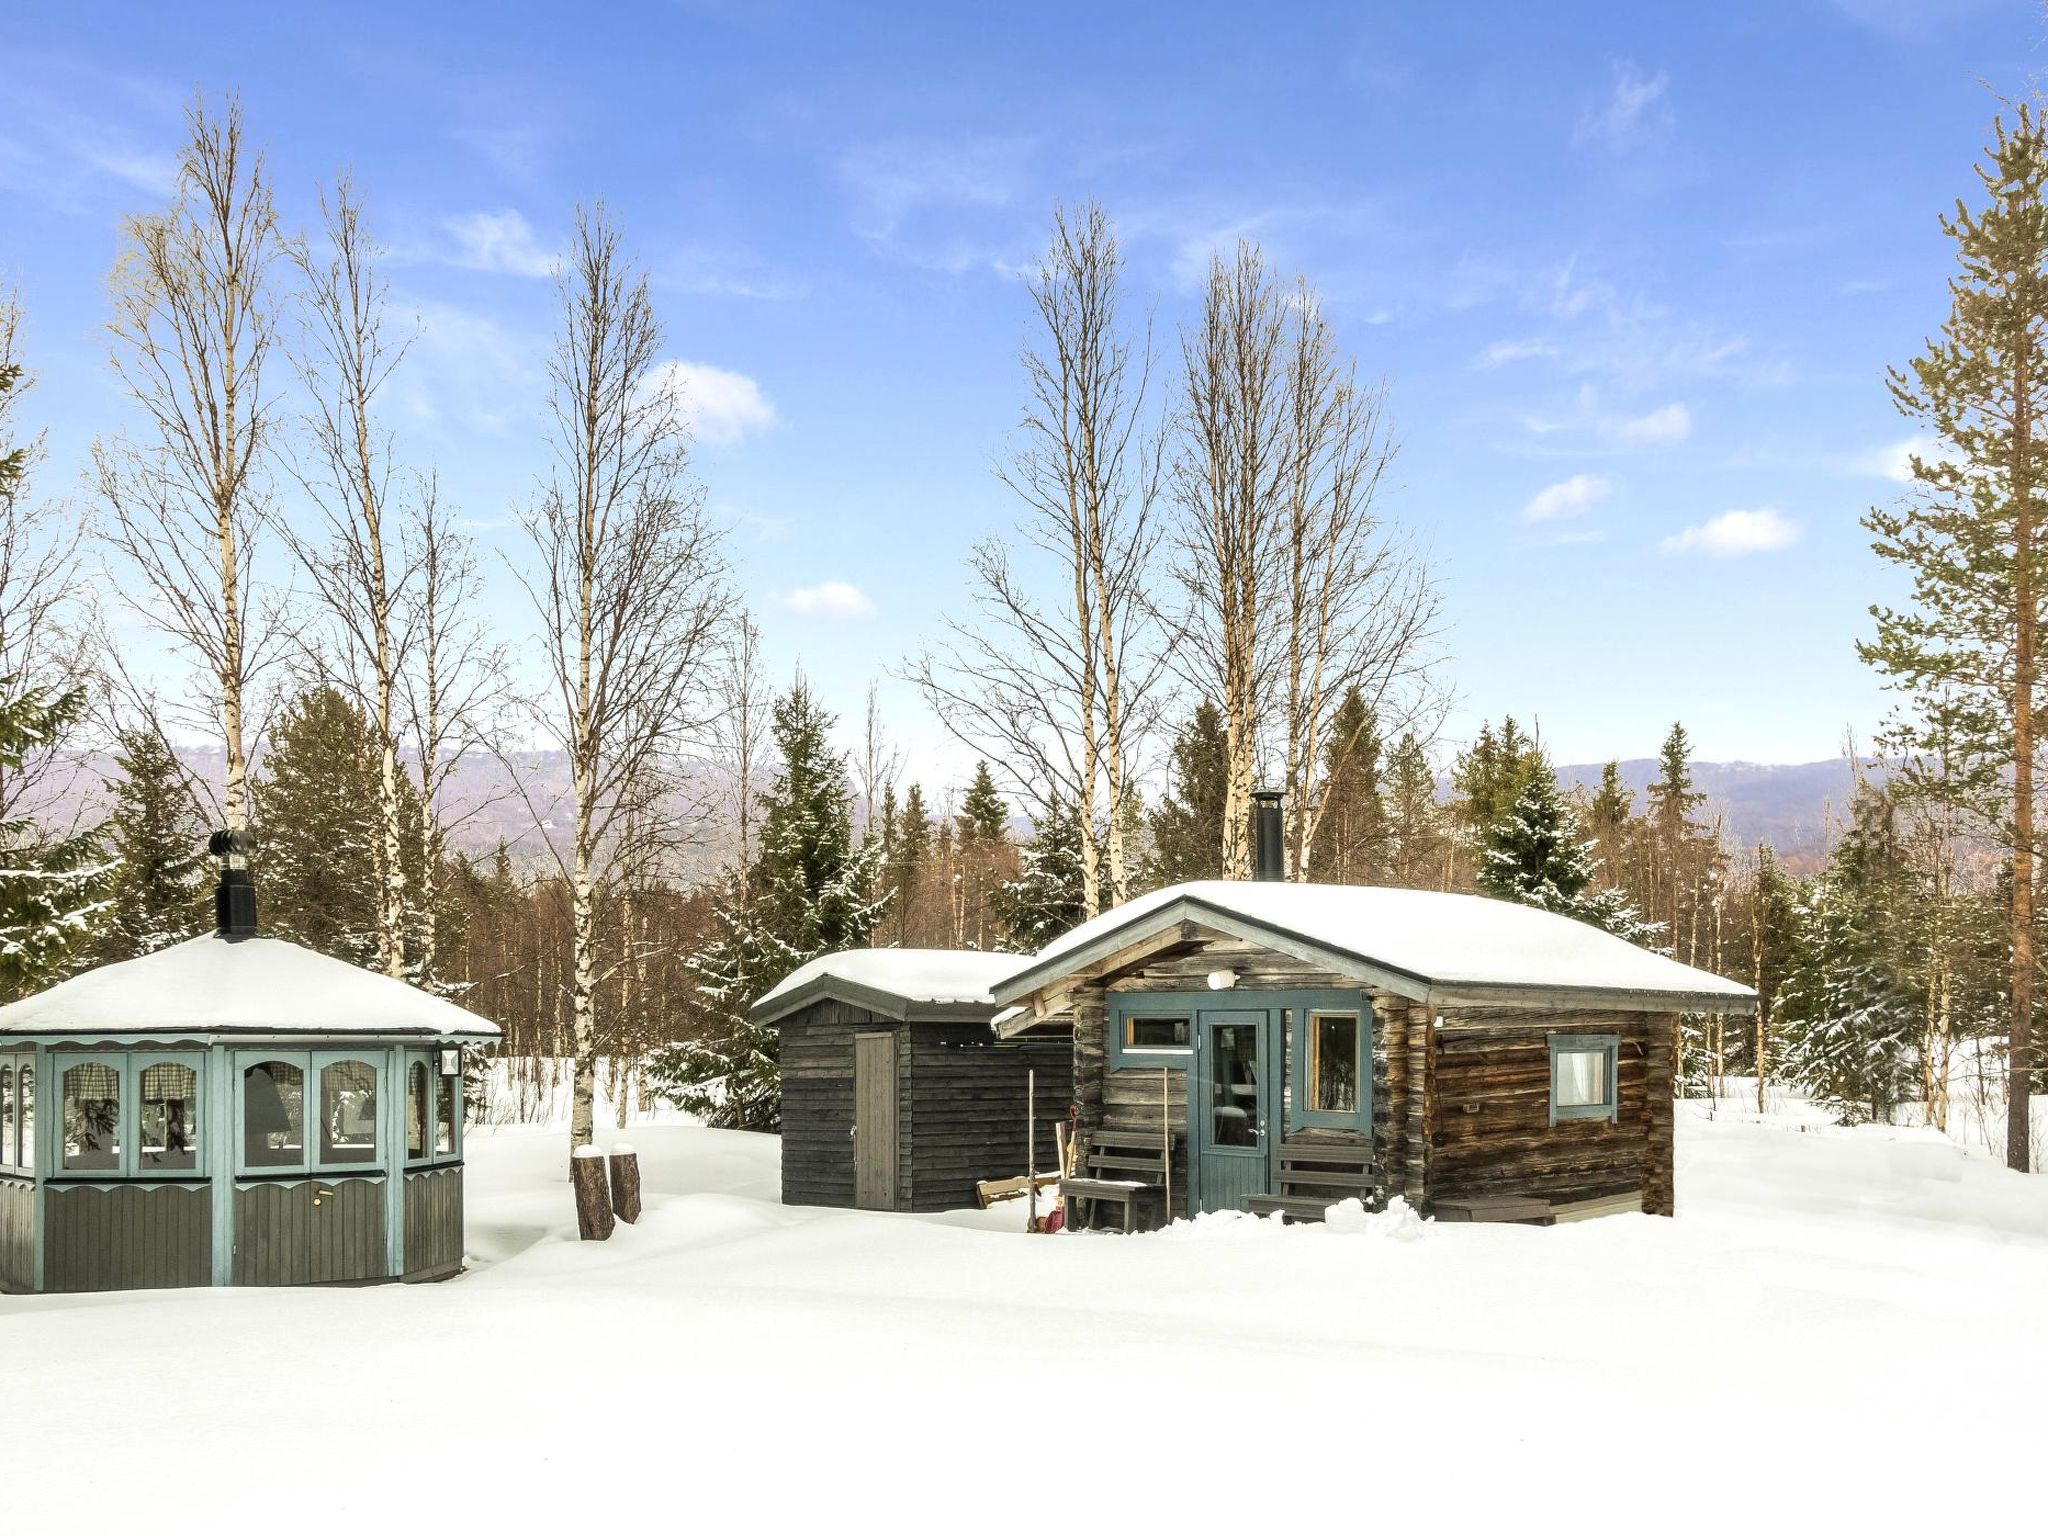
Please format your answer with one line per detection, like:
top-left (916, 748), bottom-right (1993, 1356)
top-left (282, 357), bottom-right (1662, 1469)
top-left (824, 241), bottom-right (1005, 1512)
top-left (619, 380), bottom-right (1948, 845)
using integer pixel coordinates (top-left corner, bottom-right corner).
top-left (232, 1050), bottom-right (390, 1286)
top-left (1192, 1009), bottom-right (1276, 1213)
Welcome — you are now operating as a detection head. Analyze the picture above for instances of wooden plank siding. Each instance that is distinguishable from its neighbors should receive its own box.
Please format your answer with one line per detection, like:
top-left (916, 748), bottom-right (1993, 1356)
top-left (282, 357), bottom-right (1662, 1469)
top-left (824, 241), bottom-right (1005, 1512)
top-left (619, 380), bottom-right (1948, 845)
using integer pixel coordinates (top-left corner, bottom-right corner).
top-left (778, 999), bottom-right (877, 1209)
top-left (403, 1166), bottom-right (464, 1279)
top-left (42, 1183), bottom-right (210, 1293)
top-left (232, 1177), bottom-right (386, 1286)
top-left (0, 1177), bottom-right (32, 1293)
top-left (902, 1027), bottom-right (1071, 1213)
top-left (853, 1031), bottom-right (899, 1210)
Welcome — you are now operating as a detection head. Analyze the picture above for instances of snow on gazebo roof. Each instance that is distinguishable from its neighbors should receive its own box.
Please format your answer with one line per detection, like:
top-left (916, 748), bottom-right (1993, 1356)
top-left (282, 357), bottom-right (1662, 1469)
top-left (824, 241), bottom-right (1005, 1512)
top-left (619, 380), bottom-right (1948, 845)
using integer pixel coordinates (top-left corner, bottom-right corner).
top-left (0, 933), bottom-right (501, 1039)
top-left (751, 948), bottom-right (1021, 1026)
top-left (994, 880), bottom-right (1758, 1013)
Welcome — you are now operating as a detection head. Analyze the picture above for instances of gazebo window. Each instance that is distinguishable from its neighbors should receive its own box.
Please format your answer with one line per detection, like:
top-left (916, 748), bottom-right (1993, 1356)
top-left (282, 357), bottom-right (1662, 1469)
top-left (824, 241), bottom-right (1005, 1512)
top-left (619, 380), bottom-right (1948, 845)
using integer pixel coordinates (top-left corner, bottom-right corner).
top-left (138, 1062), bottom-right (199, 1172)
top-left (17, 1063), bottom-right (32, 1170)
top-left (1, 1062), bottom-right (13, 1172)
top-left (436, 1070), bottom-right (456, 1156)
top-left (319, 1059), bottom-right (379, 1164)
top-left (408, 1060), bottom-right (429, 1159)
top-left (62, 1062), bottom-right (122, 1172)
top-left (242, 1060), bottom-right (306, 1169)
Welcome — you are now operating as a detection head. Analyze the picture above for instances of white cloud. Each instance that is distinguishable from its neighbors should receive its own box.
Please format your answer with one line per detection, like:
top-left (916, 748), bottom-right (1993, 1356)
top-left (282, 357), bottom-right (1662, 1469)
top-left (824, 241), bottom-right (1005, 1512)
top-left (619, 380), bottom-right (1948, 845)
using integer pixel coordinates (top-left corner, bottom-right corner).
top-left (640, 359), bottom-right (777, 446)
top-left (1522, 474), bottom-right (1611, 524)
top-left (1476, 338), bottom-right (1560, 368)
top-left (441, 210), bottom-right (557, 278)
top-left (1574, 61), bottom-right (1673, 147)
top-left (1605, 402), bottom-right (1691, 444)
top-left (783, 581), bottom-right (875, 618)
top-left (1660, 508), bottom-right (1799, 557)
top-left (1859, 435), bottom-right (1935, 482)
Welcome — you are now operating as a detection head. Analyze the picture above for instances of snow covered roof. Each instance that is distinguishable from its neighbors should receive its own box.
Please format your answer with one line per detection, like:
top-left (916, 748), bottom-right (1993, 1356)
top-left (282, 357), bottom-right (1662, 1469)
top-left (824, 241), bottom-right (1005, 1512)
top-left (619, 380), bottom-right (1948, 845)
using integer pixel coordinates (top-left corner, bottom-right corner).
top-left (994, 881), bottom-right (1757, 1014)
top-left (750, 948), bottom-right (1022, 1026)
top-left (0, 934), bottom-right (502, 1040)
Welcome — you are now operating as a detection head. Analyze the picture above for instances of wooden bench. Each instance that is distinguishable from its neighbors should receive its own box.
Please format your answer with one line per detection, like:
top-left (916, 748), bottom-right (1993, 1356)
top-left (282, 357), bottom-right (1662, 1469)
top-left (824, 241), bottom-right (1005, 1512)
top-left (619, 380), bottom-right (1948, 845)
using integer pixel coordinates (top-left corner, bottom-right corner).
top-left (1062, 1131), bottom-right (1176, 1234)
top-left (1243, 1140), bottom-right (1382, 1223)
top-left (1431, 1195), bottom-right (1555, 1226)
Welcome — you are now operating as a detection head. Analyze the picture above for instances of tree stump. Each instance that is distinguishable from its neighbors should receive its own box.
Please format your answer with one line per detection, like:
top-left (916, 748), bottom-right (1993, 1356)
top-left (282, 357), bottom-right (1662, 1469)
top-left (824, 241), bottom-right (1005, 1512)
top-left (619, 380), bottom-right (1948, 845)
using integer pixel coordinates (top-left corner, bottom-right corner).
top-left (608, 1143), bottom-right (642, 1224)
top-left (572, 1144), bottom-right (615, 1240)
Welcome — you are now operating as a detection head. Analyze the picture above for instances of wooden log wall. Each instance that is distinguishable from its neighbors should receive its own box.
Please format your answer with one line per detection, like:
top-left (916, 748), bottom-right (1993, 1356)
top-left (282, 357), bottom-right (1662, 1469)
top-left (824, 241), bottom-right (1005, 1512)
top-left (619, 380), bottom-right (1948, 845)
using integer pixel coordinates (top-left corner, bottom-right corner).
top-left (902, 1027), bottom-right (1072, 1212)
top-left (1642, 1013), bottom-right (1676, 1217)
top-left (404, 1165), bottom-right (464, 1279)
top-left (0, 1176), bottom-right (36, 1293)
top-left (42, 1183), bottom-right (210, 1293)
top-left (778, 999), bottom-right (878, 1209)
top-left (231, 1177), bottom-right (386, 1286)
top-left (1429, 1007), bottom-right (1663, 1209)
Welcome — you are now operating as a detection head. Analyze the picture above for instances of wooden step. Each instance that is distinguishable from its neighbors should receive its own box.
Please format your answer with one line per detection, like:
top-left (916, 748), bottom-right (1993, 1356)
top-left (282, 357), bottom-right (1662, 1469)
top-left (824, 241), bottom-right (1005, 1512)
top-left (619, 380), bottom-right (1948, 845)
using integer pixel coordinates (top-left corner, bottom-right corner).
top-left (1432, 1196), bottom-right (1554, 1226)
top-left (1243, 1195), bottom-right (1343, 1222)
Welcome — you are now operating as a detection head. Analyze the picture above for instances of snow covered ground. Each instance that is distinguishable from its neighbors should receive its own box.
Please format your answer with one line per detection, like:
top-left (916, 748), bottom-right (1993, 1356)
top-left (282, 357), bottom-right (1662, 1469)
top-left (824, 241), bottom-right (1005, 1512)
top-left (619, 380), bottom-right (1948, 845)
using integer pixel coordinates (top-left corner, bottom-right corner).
top-left (6, 1105), bottom-right (2045, 1532)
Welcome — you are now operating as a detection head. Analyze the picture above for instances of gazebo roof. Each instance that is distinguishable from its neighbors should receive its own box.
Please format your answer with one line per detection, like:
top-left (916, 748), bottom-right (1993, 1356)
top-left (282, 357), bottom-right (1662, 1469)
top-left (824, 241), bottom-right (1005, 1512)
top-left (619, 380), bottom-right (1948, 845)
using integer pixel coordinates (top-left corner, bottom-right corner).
top-left (0, 933), bottom-right (501, 1039)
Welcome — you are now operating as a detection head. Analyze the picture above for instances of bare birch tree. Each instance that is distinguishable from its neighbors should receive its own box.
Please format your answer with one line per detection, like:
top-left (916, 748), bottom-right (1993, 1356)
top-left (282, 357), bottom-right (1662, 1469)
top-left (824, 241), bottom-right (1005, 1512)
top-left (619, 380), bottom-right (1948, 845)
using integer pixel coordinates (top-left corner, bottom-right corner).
top-left (521, 203), bottom-right (730, 1155)
top-left (1172, 243), bottom-right (1291, 879)
top-left (714, 611), bottom-right (772, 893)
top-left (911, 202), bottom-right (1164, 913)
top-left (284, 175), bottom-right (412, 976)
top-left (95, 93), bottom-right (281, 833)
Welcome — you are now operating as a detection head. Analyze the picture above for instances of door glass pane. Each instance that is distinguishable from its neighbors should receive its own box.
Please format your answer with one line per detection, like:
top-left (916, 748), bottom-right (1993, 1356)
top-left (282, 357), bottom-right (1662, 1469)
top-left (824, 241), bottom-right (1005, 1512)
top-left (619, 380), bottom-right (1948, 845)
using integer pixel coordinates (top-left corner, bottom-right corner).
top-left (19, 1064), bottom-right (33, 1170)
top-left (436, 1071), bottom-right (456, 1156)
top-left (242, 1060), bottom-right (305, 1168)
top-left (1555, 1049), bottom-right (1608, 1108)
top-left (62, 1062), bottom-right (122, 1171)
top-left (138, 1062), bottom-right (199, 1171)
top-left (320, 1060), bottom-right (379, 1164)
top-left (1309, 1014), bottom-right (1359, 1114)
top-left (408, 1061), bottom-right (428, 1158)
top-left (1209, 1022), bottom-right (1259, 1148)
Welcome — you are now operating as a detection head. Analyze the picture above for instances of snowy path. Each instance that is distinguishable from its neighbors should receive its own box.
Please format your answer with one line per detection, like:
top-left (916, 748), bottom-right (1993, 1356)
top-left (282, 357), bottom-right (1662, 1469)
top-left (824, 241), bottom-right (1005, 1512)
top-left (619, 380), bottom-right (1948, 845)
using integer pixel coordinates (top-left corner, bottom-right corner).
top-left (6, 1108), bottom-right (2045, 1532)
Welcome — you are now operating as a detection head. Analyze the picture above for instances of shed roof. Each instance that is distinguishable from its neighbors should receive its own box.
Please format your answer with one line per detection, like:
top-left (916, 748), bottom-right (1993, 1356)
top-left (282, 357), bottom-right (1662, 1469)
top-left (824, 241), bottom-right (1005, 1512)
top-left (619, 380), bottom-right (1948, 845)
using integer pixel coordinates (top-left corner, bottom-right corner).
top-left (750, 948), bottom-right (1021, 1026)
top-left (0, 934), bottom-right (502, 1039)
top-left (993, 881), bottom-right (1757, 1014)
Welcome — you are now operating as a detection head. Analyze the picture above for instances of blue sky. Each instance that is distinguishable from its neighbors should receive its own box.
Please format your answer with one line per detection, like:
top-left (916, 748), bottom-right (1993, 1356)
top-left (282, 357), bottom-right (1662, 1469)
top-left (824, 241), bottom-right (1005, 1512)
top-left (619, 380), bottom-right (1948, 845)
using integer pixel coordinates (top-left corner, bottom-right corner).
top-left (0, 0), bottom-right (2037, 801)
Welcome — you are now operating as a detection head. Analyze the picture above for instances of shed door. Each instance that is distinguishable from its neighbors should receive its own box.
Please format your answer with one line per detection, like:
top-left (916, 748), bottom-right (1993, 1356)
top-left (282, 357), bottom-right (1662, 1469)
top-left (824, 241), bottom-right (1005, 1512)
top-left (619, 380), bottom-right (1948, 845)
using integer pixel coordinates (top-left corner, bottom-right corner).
top-left (852, 1032), bottom-right (898, 1211)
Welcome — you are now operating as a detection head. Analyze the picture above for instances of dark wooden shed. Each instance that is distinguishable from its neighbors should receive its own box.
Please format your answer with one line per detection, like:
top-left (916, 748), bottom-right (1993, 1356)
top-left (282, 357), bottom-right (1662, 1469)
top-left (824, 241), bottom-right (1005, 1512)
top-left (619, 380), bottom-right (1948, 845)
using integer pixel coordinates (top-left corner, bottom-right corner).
top-left (754, 950), bottom-right (1072, 1212)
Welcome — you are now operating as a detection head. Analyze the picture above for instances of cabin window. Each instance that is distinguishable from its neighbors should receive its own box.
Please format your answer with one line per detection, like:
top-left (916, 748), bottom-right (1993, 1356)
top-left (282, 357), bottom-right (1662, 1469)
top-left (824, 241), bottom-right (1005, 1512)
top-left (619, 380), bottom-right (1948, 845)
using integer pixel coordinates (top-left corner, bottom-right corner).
top-left (138, 1062), bottom-right (199, 1172)
top-left (407, 1060), bottom-right (429, 1159)
top-left (319, 1060), bottom-right (379, 1165)
top-left (61, 1062), bottom-right (122, 1171)
top-left (1549, 1034), bottom-right (1620, 1125)
top-left (243, 1060), bottom-right (307, 1169)
top-left (1307, 1014), bottom-right (1360, 1115)
top-left (1123, 1016), bottom-right (1191, 1052)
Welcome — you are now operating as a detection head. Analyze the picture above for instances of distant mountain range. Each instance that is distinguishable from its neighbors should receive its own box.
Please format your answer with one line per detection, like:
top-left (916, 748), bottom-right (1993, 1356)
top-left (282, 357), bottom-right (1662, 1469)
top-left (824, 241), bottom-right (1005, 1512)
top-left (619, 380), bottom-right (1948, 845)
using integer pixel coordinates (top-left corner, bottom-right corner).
top-left (43, 746), bottom-right (1863, 876)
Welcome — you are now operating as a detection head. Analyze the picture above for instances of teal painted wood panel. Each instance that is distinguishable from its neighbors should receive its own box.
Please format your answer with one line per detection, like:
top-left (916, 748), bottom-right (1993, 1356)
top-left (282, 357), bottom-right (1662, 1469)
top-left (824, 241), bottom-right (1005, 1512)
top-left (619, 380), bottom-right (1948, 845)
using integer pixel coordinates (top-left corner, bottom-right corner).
top-left (403, 1167), bottom-right (463, 1278)
top-left (232, 1177), bottom-right (387, 1286)
top-left (41, 1183), bottom-right (210, 1293)
top-left (0, 1177), bottom-right (33, 1292)
top-left (1192, 1012), bottom-right (1274, 1213)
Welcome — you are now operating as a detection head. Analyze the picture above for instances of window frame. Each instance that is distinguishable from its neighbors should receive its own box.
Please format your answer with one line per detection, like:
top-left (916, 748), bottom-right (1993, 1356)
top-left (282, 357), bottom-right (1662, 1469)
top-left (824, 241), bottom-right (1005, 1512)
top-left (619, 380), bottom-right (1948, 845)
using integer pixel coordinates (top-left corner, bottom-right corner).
top-left (1548, 1033), bottom-right (1621, 1126)
top-left (47, 1050), bottom-right (207, 1181)
top-left (0, 1056), bottom-right (14, 1174)
top-left (404, 1048), bottom-right (463, 1167)
top-left (1107, 994), bottom-right (1199, 1068)
top-left (312, 1050), bottom-right (385, 1171)
top-left (1284, 990), bottom-right (1374, 1133)
top-left (234, 1049), bottom-right (312, 1176)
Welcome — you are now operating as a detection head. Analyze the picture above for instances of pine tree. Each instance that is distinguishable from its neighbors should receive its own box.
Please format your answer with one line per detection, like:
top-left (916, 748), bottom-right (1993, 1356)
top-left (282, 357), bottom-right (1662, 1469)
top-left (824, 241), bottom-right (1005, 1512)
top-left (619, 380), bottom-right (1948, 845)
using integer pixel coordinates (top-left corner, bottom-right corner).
top-left (1453, 717), bottom-right (1547, 834)
top-left (1476, 770), bottom-right (1657, 943)
top-left (1144, 701), bottom-right (1228, 887)
top-left (959, 762), bottom-right (1008, 843)
top-left (956, 762), bottom-right (1012, 950)
top-left (652, 680), bottom-right (886, 1130)
top-left (1744, 841), bottom-right (1801, 1106)
top-left (890, 782), bottom-right (930, 943)
top-left (1383, 731), bottom-right (1448, 888)
top-left (1861, 103), bottom-right (2048, 1171)
top-left (253, 685), bottom-right (381, 967)
top-left (994, 798), bottom-right (1088, 949)
top-left (1313, 687), bottom-right (1385, 883)
top-left (95, 729), bottom-right (208, 962)
top-left (0, 683), bottom-right (110, 997)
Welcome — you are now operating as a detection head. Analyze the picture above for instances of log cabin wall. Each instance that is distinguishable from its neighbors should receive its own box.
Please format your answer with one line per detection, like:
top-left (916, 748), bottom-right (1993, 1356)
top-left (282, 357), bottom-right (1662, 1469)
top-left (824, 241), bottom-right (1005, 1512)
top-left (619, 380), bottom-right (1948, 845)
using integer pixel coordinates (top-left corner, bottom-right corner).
top-left (1429, 1006), bottom-right (1670, 1211)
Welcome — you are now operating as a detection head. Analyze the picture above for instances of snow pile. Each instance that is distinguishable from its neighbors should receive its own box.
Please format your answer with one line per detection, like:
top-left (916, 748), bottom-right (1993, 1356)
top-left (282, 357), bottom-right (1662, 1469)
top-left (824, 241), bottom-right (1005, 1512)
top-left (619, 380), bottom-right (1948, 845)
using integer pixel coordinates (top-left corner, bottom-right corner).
top-left (751, 946), bottom-right (1021, 1019)
top-left (1014, 879), bottom-right (1755, 1002)
top-left (1324, 1193), bottom-right (1426, 1239)
top-left (1152, 1194), bottom-right (1426, 1241)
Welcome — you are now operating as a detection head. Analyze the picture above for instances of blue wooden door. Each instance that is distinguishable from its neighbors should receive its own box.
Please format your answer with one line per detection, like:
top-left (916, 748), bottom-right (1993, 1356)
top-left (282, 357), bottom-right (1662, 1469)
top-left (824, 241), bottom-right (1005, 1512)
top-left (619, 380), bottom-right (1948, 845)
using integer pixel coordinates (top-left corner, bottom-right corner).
top-left (1192, 1010), bottom-right (1275, 1213)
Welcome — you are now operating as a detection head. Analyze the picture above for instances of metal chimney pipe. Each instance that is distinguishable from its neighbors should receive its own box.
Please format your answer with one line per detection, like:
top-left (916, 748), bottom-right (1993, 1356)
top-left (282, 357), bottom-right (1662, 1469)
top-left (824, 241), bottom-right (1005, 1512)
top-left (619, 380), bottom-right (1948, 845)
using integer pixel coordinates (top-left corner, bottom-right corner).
top-left (1251, 788), bottom-right (1284, 882)
top-left (209, 828), bottom-right (259, 939)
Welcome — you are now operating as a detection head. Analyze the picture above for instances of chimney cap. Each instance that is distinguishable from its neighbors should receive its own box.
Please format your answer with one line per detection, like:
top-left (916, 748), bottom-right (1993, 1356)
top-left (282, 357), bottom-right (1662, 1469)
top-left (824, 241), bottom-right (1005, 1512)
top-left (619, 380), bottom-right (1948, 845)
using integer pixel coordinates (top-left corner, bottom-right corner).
top-left (208, 827), bottom-right (257, 863)
top-left (1251, 786), bottom-right (1284, 806)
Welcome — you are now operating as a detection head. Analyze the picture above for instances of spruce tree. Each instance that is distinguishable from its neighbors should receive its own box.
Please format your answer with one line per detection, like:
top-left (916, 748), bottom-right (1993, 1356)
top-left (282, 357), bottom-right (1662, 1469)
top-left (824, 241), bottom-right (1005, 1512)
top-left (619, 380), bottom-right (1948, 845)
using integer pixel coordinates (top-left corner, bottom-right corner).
top-left (1476, 770), bottom-right (1657, 943)
top-left (890, 782), bottom-right (930, 943)
top-left (653, 680), bottom-right (886, 1130)
top-left (254, 685), bottom-right (381, 967)
top-left (1313, 688), bottom-right (1385, 883)
top-left (95, 728), bottom-right (208, 962)
top-left (1144, 701), bottom-right (1228, 887)
top-left (993, 798), bottom-right (1088, 949)
top-left (1383, 731), bottom-right (1448, 888)
top-left (958, 762), bottom-right (1008, 843)
top-left (0, 683), bottom-right (110, 997)
top-left (1861, 103), bottom-right (2048, 1170)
